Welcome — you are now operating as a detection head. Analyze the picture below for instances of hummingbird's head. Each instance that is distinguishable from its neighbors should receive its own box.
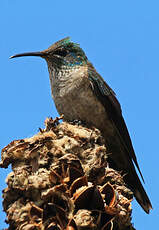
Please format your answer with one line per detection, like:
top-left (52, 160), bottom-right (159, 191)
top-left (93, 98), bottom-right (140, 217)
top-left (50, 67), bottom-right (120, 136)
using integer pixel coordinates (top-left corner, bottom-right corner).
top-left (10, 37), bottom-right (88, 69)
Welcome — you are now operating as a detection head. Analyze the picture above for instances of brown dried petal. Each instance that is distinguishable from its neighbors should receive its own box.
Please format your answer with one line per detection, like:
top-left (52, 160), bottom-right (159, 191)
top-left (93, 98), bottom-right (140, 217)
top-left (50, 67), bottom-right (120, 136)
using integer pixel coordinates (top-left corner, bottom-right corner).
top-left (66, 219), bottom-right (78, 230)
top-left (43, 203), bottom-right (68, 228)
top-left (73, 186), bottom-right (104, 211)
top-left (47, 222), bottom-right (62, 230)
top-left (100, 183), bottom-right (117, 207)
top-left (70, 176), bottom-right (88, 197)
top-left (68, 166), bottom-right (84, 186)
top-left (29, 203), bottom-right (43, 220)
top-left (49, 169), bottom-right (62, 184)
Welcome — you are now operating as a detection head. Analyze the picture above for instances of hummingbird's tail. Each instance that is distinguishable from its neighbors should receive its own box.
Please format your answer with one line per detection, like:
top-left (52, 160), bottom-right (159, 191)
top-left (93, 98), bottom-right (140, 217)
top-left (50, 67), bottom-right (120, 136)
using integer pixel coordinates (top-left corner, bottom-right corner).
top-left (105, 135), bottom-right (152, 214)
top-left (104, 130), bottom-right (152, 214)
top-left (129, 171), bottom-right (152, 214)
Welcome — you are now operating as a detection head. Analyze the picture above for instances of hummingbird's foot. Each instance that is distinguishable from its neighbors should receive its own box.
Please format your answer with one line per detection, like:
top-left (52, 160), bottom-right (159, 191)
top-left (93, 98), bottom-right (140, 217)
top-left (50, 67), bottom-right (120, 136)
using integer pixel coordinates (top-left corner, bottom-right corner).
top-left (69, 119), bottom-right (87, 126)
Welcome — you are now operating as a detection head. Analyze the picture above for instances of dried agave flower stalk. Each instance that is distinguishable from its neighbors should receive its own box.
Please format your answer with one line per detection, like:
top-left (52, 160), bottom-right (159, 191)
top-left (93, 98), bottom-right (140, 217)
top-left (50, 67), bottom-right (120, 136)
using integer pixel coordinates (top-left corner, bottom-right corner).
top-left (0, 117), bottom-right (136, 230)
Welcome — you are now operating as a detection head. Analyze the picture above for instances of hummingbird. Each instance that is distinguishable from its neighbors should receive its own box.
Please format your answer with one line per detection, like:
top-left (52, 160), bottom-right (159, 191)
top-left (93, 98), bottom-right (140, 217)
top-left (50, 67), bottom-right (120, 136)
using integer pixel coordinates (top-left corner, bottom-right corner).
top-left (10, 37), bottom-right (152, 213)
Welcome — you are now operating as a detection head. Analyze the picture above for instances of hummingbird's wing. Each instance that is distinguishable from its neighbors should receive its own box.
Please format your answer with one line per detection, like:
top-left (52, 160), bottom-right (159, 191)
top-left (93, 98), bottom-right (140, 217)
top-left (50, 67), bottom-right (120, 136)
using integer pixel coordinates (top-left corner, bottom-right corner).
top-left (87, 63), bottom-right (144, 182)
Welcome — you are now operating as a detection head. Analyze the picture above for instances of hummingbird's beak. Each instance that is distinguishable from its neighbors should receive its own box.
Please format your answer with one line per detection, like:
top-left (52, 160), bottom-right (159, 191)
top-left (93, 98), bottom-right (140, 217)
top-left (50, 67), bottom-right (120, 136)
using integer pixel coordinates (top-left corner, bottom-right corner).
top-left (10, 51), bottom-right (45, 59)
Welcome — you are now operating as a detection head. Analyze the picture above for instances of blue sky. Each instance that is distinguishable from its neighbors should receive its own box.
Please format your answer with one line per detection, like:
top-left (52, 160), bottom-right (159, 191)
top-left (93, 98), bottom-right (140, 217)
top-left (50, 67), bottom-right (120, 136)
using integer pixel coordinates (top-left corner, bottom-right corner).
top-left (0, 0), bottom-right (158, 228)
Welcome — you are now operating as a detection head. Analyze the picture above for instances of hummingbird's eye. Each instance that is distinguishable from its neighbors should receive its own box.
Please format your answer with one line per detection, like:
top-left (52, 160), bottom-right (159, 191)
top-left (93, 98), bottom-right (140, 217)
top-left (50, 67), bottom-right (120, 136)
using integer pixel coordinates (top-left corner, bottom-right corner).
top-left (54, 49), bottom-right (68, 57)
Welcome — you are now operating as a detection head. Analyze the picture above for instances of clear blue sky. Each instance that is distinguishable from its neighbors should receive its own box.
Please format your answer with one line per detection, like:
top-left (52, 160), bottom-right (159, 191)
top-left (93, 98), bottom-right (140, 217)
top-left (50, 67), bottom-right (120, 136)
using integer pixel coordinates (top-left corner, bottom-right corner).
top-left (0, 0), bottom-right (158, 228)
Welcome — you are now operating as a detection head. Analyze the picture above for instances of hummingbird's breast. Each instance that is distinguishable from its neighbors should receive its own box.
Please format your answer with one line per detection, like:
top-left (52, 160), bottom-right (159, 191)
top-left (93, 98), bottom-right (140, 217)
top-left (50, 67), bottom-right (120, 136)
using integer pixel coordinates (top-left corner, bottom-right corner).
top-left (49, 65), bottom-right (113, 133)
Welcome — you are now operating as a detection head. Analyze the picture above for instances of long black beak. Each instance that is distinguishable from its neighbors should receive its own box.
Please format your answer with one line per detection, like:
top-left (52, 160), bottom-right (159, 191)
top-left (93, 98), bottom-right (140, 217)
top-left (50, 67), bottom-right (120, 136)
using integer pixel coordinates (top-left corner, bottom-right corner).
top-left (10, 51), bottom-right (45, 59)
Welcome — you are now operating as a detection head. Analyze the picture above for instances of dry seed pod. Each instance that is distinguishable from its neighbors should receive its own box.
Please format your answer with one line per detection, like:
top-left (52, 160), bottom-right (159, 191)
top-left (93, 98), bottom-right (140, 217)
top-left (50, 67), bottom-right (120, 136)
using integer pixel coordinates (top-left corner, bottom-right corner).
top-left (1, 118), bottom-right (135, 230)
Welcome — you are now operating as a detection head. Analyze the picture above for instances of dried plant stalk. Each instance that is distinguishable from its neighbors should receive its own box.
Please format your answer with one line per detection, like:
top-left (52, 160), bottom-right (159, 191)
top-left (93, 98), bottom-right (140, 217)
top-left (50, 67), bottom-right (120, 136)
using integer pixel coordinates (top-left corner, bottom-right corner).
top-left (0, 117), bottom-right (135, 230)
